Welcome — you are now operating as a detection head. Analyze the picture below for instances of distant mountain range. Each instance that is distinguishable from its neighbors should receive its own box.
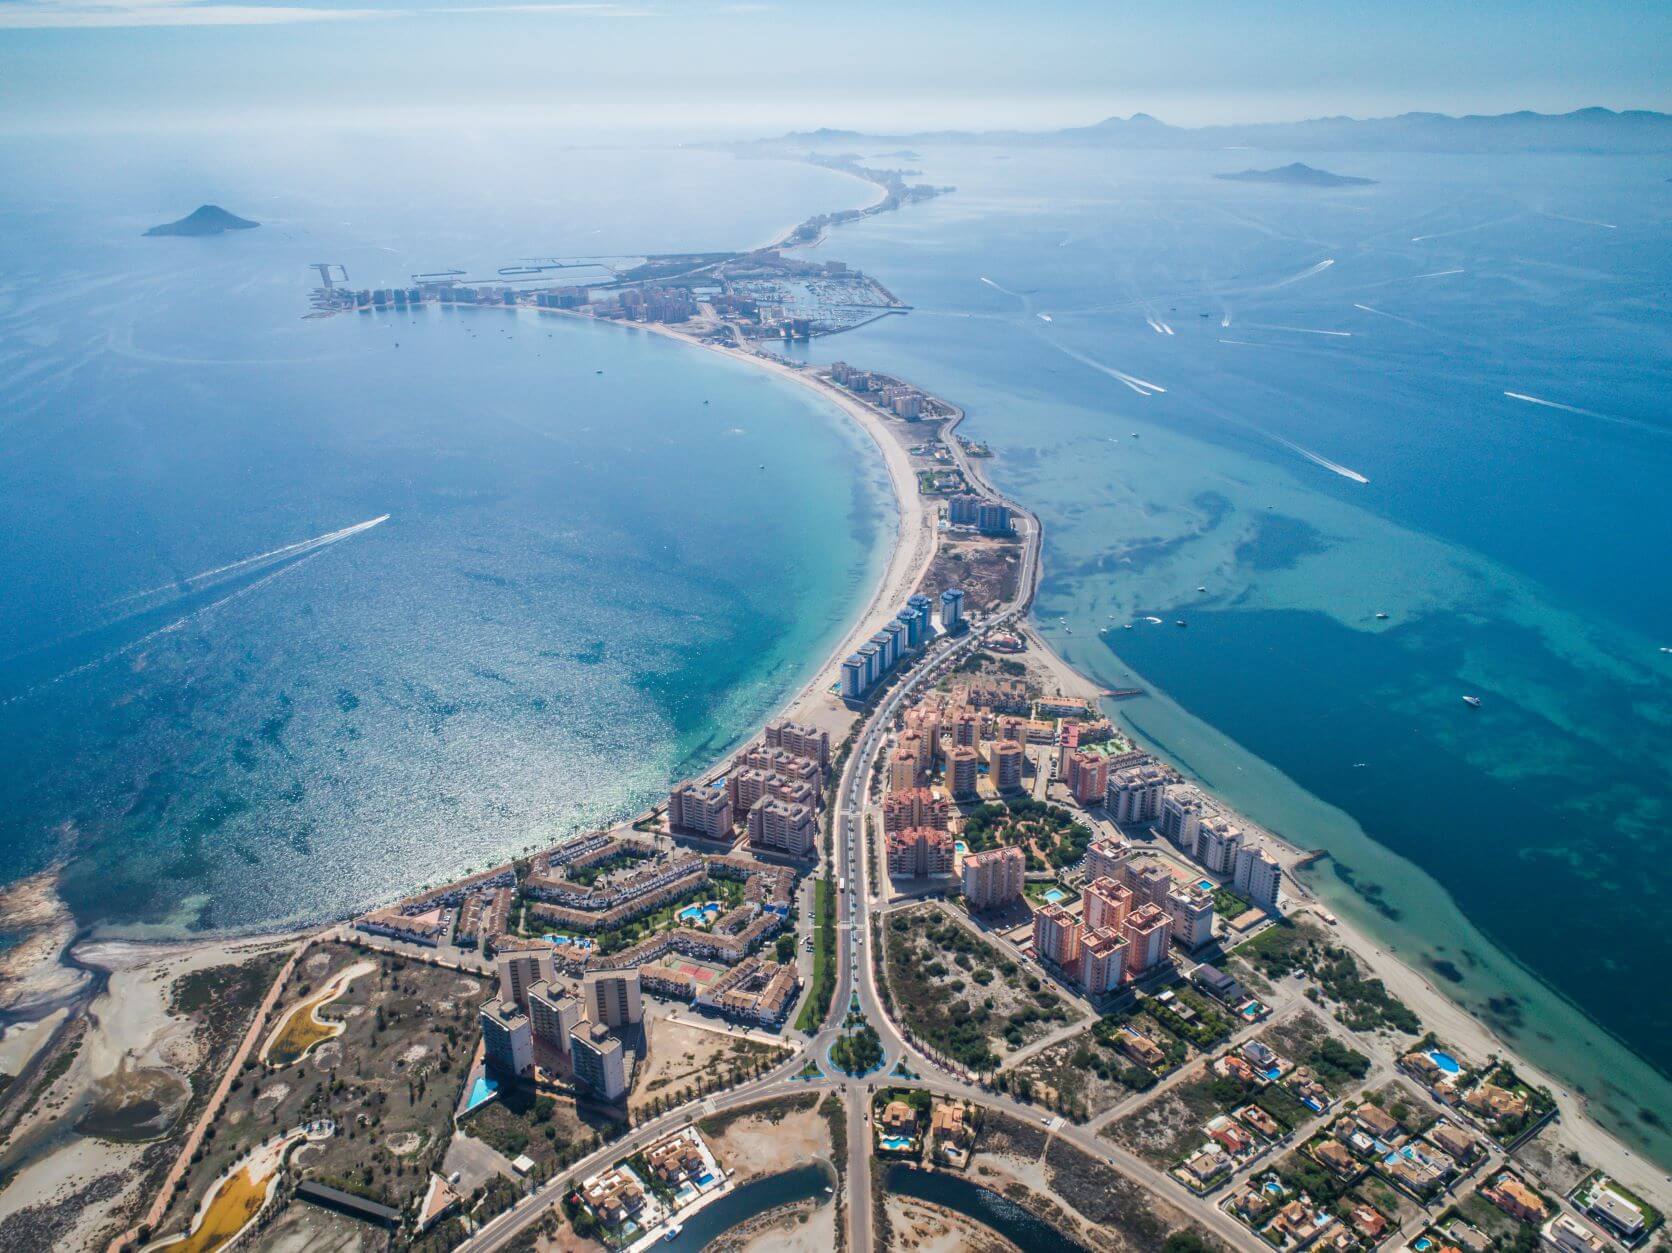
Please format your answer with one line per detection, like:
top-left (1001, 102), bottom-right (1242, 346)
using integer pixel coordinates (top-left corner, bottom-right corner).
top-left (145, 205), bottom-right (259, 237)
top-left (1215, 163), bottom-right (1376, 187)
top-left (760, 108), bottom-right (1672, 154)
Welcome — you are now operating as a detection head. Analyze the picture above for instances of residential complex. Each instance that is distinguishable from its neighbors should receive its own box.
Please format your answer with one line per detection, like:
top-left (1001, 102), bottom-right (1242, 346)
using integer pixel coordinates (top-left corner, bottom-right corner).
top-left (888, 826), bottom-right (955, 878)
top-left (840, 593), bottom-right (943, 700)
top-left (665, 719), bottom-right (830, 858)
top-left (961, 845), bottom-right (1025, 909)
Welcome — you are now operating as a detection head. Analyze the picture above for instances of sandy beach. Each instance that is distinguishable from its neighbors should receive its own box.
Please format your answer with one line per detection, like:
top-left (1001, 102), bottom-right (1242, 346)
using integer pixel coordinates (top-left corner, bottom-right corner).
top-left (619, 318), bottom-right (939, 742)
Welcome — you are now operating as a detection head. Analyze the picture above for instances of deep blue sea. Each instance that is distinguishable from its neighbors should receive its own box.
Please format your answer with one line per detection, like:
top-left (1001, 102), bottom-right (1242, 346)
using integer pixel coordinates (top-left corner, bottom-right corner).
top-left (777, 145), bottom-right (1672, 1160)
top-left (0, 132), bottom-right (893, 932)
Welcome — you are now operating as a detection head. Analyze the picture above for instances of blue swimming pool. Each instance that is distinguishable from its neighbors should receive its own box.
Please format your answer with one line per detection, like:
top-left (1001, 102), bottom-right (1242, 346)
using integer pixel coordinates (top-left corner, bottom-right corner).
top-left (880, 1135), bottom-right (914, 1152)
top-left (1427, 1049), bottom-right (1462, 1075)
top-left (955, 840), bottom-right (969, 854)
top-left (677, 902), bottom-right (720, 923)
top-left (1042, 888), bottom-right (1067, 904)
top-left (465, 1074), bottom-right (500, 1111)
top-left (1197, 878), bottom-right (1214, 891)
top-left (543, 933), bottom-right (593, 949)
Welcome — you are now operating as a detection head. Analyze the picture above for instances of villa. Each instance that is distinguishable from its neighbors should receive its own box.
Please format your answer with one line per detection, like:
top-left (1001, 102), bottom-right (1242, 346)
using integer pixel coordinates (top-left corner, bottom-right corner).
top-left (1267, 1198), bottom-right (1333, 1249)
top-left (1480, 1172), bottom-right (1547, 1223)
top-left (1177, 1145), bottom-right (1233, 1190)
top-left (880, 1100), bottom-right (919, 1137)
top-left (580, 1165), bottom-right (647, 1227)
top-left (1310, 1138), bottom-right (1360, 1179)
top-left (1236, 1104), bottom-right (1285, 1140)
top-left (1463, 1081), bottom-right (1529, 1124)
top-left (1425, 1121), bottom-right (1481, 1166)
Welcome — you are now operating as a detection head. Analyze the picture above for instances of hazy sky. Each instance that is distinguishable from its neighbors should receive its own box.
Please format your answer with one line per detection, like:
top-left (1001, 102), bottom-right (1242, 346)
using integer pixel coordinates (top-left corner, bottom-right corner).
top-left (2, 0), bottom-right (1667, 135)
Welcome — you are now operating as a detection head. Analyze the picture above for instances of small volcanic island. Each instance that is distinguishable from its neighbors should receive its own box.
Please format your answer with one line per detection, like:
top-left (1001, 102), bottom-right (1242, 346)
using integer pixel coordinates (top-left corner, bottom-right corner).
top-left (145, 204), bottom-right (261, 237)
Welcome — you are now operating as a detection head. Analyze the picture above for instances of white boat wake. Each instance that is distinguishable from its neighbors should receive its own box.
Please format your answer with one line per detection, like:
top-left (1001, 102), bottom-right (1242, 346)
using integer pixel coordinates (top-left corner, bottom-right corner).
top-left (1043, 339), bottom-right (1166, 396)
top-left (1502, 391), bottom-right (1663, 436)
top-left (3, 549), bottom-right (329, 706)
top-left (1248, 324), bottom-right (1353, 338)
top-left (5, 514), bottom-right (392, 675)
top-left (1539, 212), bottom-right (1617, 231)
top-left (107, 514), bottom-right (391, 609)
top-left (1353, 303), bottom-right (1429, 331)
top-left (1262, 433), bottom-right (1370, 483)
top-left (1266, 258), bottom-right (1335, 290)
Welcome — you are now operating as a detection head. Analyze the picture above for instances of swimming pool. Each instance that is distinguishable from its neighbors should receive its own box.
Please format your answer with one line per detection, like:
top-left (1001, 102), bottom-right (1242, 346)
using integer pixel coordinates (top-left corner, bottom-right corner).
top-left (879, 1135), bottom-right (914, 1152)
top-left (1197, 878), bottom-right (1214, 891)
top-left (465, 1074), bottom-right (500, 1112)
top-left (1262, 1179), bottom-right (1284, 1195)
top-left (955, 840), bottom-right (969, 854)
top-left (543, 933), bottom-right (593, 949)
top-left (1042, 888), bottom-right (1067, 904)
top-left (677, 902), bottom-right (721, 923)
top-left (1413, 1239), bottom-right (1433, 1252)
top-left (1427, 1049), bottom-right (1462, 1075)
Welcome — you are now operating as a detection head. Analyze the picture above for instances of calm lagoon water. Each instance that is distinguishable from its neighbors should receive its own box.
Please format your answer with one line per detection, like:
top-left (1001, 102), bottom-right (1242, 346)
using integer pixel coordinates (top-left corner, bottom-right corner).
top-left (779, 145), bottom-right (1672, 1162)
top-left (0, 133), bottom-right (892, 932)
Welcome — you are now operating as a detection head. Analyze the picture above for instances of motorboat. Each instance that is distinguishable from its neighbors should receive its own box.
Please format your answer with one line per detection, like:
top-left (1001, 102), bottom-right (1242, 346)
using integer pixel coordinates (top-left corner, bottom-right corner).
top-left (1462, 695), bottom-right (1482, 708)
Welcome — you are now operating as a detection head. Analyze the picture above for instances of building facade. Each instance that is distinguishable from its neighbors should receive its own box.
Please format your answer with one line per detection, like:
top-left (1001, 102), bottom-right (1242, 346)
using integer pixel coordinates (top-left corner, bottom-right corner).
top-left (479, 997), bottom-right (533, 1077)
top-left (1033, 902), bottom-right (1082, 967)
top-left (960, 845), bottom-right (1025, 909)
top-left (585, 969), bottom-right (644, 1028)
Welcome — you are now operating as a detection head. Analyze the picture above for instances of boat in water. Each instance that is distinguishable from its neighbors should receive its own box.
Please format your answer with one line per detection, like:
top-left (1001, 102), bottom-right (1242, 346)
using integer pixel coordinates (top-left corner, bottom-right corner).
top-left (664, 1223), bottom-right (684, 1242)
top-left (1462, 695), bottom-right (1482, 708)
top-left (1375, 611), bottom-right (1389, 620)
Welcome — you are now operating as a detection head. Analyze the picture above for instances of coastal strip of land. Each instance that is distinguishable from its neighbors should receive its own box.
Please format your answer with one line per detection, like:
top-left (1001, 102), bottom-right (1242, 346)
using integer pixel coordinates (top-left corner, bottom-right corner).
top-left (618, 311), bottom-right (1668, 1208)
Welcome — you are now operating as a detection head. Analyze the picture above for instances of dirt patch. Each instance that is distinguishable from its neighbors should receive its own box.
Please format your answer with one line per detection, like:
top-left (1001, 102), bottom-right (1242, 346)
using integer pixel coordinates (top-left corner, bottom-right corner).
top-left (712, 1196), bottom-right (835, 1253)
top-left (1100, 1067), bottom-right (1224, 1166)
top-left (699, 1092), bottom-right (829, 1183)
top-left (74, 1064), bottom-right (190, 1143)
top-left (630, 1019), bottom-right (789, 1117)
top-left (1012, 1026), bottom-right (1145, 1122)
top-left (0, 1171), bottom-right (126, 1253)
top-left (922, 533), bottom-right (1022, 615)
top-left (1512, 1123), bottom-right (1595, 1196)
top-left (1042, 1137), bottom-right (1219, 1251)
top-left (886, 1194), bottom-right (1019, 1252)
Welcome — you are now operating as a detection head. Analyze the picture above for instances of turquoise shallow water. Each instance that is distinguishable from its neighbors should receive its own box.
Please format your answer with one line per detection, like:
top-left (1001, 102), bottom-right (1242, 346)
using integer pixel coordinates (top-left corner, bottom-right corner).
top-left (0, 134), bottom-right (892, 932)
top-left (777, 145), bottom-right (1672, 1162)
